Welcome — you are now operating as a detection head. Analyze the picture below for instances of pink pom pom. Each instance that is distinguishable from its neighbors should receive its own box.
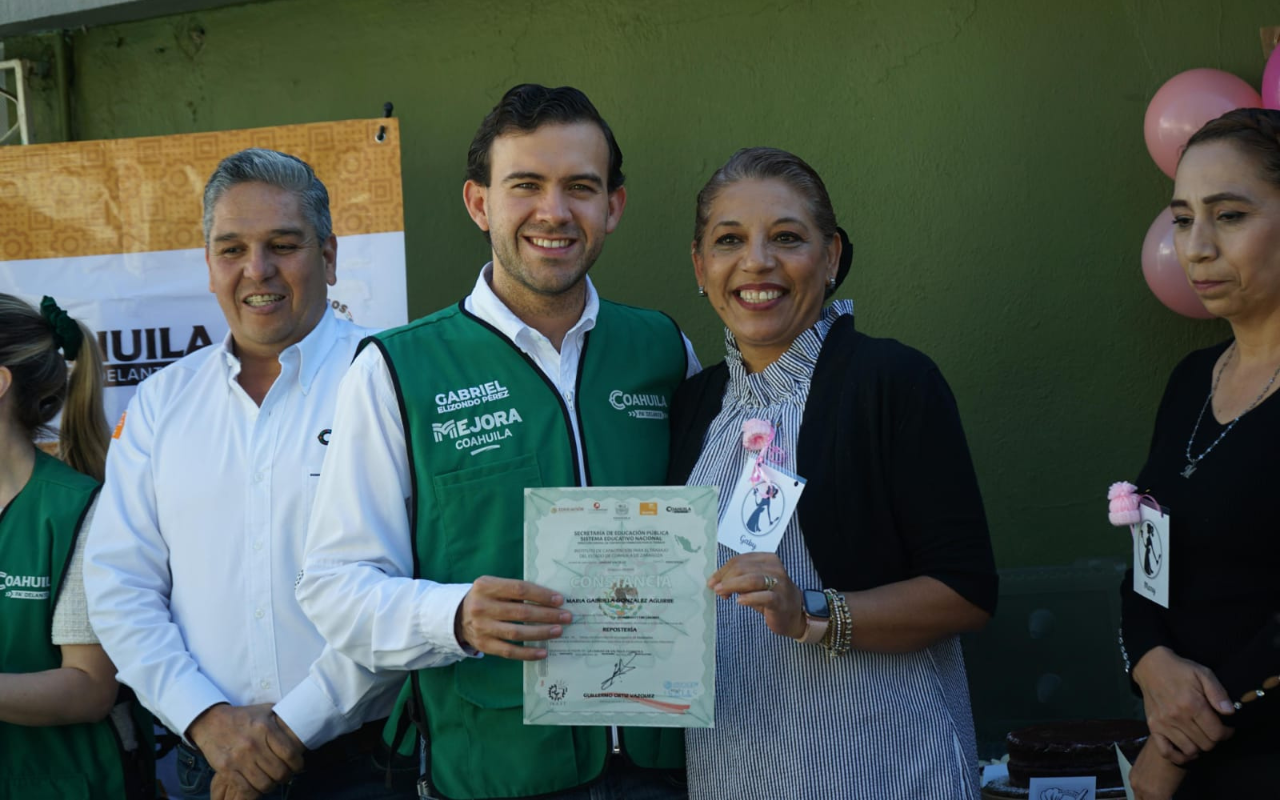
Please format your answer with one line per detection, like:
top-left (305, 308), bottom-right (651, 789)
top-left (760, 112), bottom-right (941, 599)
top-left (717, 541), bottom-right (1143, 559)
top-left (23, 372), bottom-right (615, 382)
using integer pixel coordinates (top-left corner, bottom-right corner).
top-left (741, 419), bottom-right (774, 451)
top-left (1107, 481), bottom-right (1137, 500)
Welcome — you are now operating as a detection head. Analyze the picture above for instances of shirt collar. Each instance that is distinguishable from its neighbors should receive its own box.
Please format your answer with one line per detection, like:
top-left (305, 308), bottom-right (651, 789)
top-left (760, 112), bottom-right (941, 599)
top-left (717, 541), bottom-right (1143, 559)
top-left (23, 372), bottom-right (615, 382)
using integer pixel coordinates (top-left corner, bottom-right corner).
top-left (468, 262), bottom-right (600, 346)
top-left (218, 308), bottom-right (339, 395)
top-left (724, 299), bottom-right (854, 408)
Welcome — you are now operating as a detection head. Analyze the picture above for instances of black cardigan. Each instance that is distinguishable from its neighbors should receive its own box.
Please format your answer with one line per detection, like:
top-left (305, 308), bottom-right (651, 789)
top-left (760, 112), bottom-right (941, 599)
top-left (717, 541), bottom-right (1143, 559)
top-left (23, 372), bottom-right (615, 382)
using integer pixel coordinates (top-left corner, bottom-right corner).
top-left (667, 315), bottom-right (998, 615)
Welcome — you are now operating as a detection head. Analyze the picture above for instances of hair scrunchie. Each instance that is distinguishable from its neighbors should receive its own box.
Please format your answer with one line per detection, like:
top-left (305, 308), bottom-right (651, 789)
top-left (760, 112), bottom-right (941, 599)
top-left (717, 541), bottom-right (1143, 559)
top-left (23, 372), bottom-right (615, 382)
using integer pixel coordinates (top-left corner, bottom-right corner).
top-left (39, 296), bottom-right (84, 361)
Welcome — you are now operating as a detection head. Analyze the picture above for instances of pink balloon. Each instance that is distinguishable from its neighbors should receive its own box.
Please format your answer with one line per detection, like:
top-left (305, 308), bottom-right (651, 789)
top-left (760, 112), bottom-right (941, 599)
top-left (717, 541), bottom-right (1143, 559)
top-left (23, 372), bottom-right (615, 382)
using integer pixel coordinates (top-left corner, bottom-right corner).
top-left (1263, 47), bottom-right (1280, 110)
top-left (1141, 209), bottom-right (1214, 319)
top-left (1144, 69), bottom-right (1262, 178)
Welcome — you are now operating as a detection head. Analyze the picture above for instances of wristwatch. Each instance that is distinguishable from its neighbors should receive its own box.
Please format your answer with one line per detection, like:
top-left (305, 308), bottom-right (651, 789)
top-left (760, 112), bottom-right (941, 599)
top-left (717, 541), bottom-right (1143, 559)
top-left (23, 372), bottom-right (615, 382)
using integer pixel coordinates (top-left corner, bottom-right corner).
top-left (797, 589), bottom-right (830, 645)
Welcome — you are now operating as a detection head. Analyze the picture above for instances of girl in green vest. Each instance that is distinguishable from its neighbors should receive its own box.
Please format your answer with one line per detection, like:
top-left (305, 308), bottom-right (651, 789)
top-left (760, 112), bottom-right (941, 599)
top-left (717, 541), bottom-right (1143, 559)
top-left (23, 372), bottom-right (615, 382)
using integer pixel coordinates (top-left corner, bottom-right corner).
top-left (0, 294), bottom-right (150, 799)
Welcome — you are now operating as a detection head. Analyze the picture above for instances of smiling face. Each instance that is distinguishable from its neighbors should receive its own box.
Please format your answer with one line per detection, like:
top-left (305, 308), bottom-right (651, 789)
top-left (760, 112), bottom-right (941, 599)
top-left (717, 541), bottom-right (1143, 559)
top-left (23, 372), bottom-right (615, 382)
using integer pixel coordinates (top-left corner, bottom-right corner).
top-left (693, 178), bottom-right (840, 371)
top-left (1171, 140), bottom-right (1280, 322)
top-left (206, 181), bottom-right (336, 362)
top-left (463, 122), bottom-right (626, 314)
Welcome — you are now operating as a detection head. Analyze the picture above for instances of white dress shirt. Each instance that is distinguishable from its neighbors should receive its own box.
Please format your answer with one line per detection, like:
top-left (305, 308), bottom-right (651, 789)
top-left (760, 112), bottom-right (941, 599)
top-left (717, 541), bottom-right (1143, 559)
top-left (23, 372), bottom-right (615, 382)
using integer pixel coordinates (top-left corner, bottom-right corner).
top-left (85, 310), bottom-right (401, 748)
top-left (297, 266), bottom-right (700, 672)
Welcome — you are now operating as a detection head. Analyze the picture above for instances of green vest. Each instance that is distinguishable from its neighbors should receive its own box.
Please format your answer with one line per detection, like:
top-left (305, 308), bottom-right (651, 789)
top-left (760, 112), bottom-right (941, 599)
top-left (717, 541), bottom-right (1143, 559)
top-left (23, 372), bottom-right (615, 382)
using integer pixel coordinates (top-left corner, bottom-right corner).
top-left (372, 300), bottom-right (688, 799)
top-left (0, 451), bottom-right (135, 799)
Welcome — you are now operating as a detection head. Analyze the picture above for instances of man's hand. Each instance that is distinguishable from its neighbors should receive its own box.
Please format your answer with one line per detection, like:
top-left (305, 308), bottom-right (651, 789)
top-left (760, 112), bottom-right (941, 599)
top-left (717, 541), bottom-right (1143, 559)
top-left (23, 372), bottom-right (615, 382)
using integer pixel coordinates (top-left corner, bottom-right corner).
top-left (188, 703), bottom-right (305, 798)
top-left (268, 713), bottom-right (305, 765)
top-left (1129, 738), bottom-right (1188, 800)
top-left (1132, 646), bottom-right (1234, 763)
top-left (210, 771), bottom-right (260, 800)
top-left (454, 576), bottom-right (572, 660)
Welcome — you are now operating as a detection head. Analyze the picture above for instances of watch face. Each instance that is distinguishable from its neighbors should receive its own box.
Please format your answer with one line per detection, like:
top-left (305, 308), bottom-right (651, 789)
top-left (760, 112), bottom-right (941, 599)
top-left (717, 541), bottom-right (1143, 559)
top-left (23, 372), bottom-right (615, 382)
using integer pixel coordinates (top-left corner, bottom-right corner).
top-left (802, 589), bottom-right (830, 619)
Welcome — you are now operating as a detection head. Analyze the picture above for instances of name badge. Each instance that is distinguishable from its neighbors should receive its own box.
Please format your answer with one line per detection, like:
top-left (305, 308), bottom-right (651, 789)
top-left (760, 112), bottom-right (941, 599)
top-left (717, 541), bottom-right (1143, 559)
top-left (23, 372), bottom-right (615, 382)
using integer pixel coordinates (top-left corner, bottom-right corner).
top-left (719, 459), bottom-right (806, 555)
top-left (1132, 501), bottom-right (1170, 609)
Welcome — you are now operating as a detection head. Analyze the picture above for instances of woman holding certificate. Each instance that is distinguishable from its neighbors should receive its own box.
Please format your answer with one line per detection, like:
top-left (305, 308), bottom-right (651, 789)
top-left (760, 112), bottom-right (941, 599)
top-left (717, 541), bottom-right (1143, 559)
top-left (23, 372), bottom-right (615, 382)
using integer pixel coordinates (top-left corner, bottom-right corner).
top-left (1118, 109), bottom-right (1280, 800)
top-left (667, 148), bottom-right (997, 798)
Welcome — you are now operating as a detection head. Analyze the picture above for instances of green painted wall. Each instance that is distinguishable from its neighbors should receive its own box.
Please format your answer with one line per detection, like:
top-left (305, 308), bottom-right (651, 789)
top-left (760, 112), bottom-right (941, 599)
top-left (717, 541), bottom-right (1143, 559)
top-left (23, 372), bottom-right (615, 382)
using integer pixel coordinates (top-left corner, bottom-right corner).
top-left (5, 0), bottom-right (1262, 567)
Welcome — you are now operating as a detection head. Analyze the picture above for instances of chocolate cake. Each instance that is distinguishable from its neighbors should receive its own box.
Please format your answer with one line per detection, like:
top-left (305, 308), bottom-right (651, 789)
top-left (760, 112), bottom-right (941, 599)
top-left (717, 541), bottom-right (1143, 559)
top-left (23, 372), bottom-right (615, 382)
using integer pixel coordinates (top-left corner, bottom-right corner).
top-left (1006, 719), bottom-right (1148, 788)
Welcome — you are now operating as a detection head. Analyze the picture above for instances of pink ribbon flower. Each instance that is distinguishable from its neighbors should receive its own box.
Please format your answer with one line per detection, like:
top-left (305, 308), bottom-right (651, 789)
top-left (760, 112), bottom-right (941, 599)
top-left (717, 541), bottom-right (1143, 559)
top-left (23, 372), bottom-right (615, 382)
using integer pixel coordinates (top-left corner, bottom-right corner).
top-left (742, 419), bottom-right (779, 486)
top-left (1107, 481), bottom-right (1142, 527)
top-left (741, 418), bottom-right (775, 452)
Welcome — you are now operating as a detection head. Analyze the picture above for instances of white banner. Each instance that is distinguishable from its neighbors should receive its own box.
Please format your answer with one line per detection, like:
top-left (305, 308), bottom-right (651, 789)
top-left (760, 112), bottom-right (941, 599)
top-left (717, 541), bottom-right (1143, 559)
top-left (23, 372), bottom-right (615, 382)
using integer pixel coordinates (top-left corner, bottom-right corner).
top-left (0, 231), bottom-right (406, 425)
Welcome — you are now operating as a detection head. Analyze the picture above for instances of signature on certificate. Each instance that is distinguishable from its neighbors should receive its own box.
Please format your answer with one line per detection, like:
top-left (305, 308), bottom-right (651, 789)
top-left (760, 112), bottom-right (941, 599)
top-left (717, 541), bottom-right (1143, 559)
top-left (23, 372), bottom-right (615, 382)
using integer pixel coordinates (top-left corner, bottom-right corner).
top-left (600, 653), bottom-right (640, 690)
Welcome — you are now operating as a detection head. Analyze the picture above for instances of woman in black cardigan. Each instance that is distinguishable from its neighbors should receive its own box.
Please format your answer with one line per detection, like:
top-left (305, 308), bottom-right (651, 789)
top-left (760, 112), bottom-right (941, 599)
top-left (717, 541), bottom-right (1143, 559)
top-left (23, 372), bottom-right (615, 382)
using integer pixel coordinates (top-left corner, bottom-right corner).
top-left (1120, 109), bottom-right (1280, 800)
top-left (669, 147), bottom-right (997, 799)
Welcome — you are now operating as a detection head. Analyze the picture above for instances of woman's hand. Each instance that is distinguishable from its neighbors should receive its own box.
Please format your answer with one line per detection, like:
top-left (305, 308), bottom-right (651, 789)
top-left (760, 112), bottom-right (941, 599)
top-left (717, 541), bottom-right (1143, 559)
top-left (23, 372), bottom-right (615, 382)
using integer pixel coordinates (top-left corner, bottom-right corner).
top-left (710, 553), bottom-right (805, 639)
top-left (1129, 739), bottom-right (1187, 800)
top-left (1132, 646), bottom-right (1234, 763)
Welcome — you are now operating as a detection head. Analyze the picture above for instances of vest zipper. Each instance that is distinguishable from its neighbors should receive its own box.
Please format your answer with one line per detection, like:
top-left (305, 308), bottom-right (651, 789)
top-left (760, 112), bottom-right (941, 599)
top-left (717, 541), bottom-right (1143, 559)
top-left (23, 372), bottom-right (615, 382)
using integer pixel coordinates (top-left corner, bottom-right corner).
top-left (572, 331), bottom-right (593, 485)
top-left (457, 304), bottom-right (627, 775)
top-left (574, 333), bottom-right (616, 764)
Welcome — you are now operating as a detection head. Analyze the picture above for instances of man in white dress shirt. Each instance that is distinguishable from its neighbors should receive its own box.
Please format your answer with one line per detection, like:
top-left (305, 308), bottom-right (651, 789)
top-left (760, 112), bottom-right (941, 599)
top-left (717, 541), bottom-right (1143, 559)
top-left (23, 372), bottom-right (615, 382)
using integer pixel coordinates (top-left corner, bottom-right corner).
top-left (85, 149), bottom-right (407, 800)
top-left (297, 85), bottom-right (698, 800)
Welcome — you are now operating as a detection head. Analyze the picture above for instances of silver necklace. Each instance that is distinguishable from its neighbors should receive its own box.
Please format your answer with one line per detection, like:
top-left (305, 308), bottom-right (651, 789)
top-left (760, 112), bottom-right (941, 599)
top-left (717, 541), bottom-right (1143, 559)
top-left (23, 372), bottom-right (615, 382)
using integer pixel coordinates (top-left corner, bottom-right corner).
top-left (1183, 343), bottom-right (1280, 478)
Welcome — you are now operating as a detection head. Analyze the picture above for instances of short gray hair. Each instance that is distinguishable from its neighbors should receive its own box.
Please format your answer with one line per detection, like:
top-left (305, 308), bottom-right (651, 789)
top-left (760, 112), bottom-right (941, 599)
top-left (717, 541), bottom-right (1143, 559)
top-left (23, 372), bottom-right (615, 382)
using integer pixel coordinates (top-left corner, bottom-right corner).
top-left (202, 148), bottom-right (332, 244)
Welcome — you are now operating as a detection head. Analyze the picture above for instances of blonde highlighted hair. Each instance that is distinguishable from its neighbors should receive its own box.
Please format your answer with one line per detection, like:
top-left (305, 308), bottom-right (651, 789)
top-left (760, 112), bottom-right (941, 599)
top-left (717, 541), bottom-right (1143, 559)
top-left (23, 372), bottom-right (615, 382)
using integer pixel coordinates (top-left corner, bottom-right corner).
top-left (0, 294), bottom-right (109, 481)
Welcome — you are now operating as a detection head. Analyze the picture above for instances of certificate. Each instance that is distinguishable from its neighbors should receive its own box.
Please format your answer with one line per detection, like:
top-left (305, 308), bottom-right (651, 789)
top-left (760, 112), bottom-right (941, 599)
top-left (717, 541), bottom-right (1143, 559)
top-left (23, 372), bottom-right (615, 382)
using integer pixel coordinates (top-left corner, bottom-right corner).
top-left (523, 486), bottom-right (717, 728)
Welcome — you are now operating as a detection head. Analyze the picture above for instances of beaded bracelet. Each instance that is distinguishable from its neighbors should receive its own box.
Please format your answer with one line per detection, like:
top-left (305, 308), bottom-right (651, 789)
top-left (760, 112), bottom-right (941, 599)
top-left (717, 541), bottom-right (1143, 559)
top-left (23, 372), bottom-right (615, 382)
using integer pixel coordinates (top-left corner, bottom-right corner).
top-left (820, 589), bottom-right (853, 657)
top-left (1232, 674), bottom-right (1279, 710)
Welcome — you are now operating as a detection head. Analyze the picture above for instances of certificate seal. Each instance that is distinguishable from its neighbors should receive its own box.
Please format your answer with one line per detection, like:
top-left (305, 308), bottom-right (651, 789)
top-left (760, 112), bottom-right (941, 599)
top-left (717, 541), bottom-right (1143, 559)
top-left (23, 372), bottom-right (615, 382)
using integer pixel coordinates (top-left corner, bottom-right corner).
top-left (547, 680), bottom-right (568, 704)
top-left (600, 580), bottom-right (645, 619)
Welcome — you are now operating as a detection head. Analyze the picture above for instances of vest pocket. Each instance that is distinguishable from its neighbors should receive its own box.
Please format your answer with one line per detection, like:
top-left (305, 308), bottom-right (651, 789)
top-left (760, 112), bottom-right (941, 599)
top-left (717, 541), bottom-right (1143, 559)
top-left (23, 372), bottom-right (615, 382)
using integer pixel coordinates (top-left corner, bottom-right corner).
top-left (430, 453), bottom-right (542, 582)
top-left (431, 453), bottom-right (542, 710)
top-left (455, 655), bottom-right (524, 709)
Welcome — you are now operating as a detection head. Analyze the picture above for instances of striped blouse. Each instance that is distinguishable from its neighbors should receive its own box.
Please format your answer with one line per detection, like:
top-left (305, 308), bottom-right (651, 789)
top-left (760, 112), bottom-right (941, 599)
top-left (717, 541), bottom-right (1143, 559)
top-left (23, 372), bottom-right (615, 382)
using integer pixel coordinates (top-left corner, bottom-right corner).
top-left (684, 301), bottom-right (980, 800)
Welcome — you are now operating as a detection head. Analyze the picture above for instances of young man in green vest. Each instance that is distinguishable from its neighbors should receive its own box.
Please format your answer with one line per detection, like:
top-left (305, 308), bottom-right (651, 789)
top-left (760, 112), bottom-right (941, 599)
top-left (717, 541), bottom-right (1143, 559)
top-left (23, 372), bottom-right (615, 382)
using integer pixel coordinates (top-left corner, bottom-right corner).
top-left (298, 84), bottom-right (699, 799)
